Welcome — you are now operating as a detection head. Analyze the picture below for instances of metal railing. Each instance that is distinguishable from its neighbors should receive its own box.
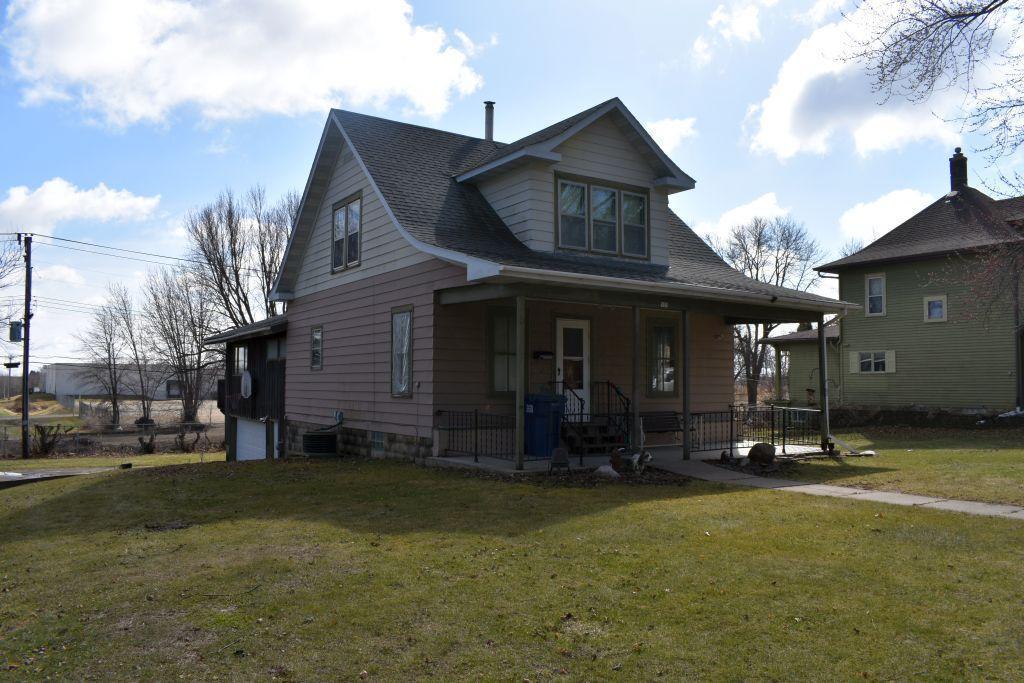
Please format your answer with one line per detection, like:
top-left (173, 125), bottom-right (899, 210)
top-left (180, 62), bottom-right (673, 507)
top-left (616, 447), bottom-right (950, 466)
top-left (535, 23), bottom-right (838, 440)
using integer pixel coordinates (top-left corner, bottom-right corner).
top-left (435, 409), bottom-right (518, 462)
top-left (690, 405), bottom-right (822, 456)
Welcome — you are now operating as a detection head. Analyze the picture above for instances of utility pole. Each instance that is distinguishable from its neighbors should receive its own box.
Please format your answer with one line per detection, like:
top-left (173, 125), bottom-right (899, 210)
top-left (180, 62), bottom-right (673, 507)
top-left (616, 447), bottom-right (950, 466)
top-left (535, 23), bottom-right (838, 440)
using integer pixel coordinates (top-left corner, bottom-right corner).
top-left (20, 234), bottom-right (31, 459)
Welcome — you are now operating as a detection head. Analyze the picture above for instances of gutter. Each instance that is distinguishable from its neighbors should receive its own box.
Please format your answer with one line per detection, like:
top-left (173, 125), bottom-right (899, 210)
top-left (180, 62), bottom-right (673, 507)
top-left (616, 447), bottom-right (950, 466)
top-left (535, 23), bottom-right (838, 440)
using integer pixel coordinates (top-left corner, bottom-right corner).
top-left (493, 264), bottom-right (854, 313)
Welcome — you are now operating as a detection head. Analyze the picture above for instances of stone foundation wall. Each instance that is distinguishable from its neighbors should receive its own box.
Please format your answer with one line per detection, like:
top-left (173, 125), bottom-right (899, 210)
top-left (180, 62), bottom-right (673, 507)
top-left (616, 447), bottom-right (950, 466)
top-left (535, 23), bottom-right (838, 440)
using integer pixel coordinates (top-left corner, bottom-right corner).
top-left (285, 419), bottom-right (431, 460)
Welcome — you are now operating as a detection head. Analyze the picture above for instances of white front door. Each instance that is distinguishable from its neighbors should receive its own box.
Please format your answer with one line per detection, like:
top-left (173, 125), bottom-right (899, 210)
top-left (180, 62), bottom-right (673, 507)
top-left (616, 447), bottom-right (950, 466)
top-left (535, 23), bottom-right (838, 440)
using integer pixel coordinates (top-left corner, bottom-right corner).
top-left (555, 318), bottom-right (590, 419)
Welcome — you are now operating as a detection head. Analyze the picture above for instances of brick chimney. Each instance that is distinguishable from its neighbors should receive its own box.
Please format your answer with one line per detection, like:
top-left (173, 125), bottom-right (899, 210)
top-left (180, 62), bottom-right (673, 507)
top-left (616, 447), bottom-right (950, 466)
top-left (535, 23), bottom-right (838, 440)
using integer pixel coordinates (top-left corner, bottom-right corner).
top-left (949, 147), bottom-right (968, 191)
top-left (484, 101), bottom-right (494, 141)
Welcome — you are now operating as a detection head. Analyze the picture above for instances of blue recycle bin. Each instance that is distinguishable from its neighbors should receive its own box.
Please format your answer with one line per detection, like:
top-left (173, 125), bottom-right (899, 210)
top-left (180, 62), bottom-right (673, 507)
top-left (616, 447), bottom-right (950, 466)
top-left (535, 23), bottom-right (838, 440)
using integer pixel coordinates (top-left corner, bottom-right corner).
top-left (525, 393), bottom-right (567, 458)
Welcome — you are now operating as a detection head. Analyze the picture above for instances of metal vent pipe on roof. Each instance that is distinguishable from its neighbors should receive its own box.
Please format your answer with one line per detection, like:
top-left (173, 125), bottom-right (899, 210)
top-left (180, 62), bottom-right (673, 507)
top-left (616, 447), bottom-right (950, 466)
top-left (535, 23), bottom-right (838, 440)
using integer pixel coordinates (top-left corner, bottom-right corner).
top-left (484, 101), bottom-right (495, 141)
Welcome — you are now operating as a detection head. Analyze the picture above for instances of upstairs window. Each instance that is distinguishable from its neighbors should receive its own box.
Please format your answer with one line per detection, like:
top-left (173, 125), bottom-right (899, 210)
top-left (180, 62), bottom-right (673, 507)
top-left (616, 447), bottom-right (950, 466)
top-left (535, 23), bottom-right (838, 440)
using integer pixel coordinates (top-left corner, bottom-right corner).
top-left (232, 346), bottom-right (248, 376)
top-left (924, 295), bottom-right (947, 322)
top-left (332, 195), bottom-right (361, 270)
top-left (558, 181), bottom-right (587, 249)
top-left (866, 274), bottom-right (885, 316)
top-left (555, 176), bottom-right (648, 258)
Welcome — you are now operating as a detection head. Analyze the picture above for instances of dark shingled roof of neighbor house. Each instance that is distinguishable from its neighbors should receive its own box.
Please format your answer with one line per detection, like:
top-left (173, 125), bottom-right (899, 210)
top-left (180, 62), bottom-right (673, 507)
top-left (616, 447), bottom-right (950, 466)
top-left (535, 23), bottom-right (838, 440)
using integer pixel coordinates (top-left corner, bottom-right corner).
top-left (817, 186), bottom-right (1024, 272)
top-left (761, 324), bottom-right (840, 345)
top-left (331, 108), bottom-right (841, 308)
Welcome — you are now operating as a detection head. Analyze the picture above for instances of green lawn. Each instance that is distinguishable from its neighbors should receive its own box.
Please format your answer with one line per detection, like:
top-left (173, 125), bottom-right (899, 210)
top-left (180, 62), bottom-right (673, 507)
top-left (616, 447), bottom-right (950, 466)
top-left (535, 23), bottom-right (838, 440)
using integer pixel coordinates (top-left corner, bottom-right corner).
top-left (780, 429), bottom-right (1024, 506)
top-left (2, 458), bottom-right (1023, 680)
top-left (0, 451), bottom-right (225, 471)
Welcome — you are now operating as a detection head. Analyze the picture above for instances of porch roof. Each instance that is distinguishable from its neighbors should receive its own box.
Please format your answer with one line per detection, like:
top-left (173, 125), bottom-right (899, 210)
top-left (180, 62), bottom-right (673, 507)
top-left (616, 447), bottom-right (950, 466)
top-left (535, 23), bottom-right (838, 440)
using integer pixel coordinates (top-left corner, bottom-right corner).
top-left (204, 315), bottom-right (288, 345)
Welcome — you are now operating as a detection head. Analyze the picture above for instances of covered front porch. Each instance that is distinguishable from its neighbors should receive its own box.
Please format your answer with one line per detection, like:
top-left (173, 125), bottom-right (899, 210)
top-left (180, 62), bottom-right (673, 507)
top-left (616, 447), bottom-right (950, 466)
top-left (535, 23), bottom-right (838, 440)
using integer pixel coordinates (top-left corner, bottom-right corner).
top-left (432, 281), bottom-right (835, 470)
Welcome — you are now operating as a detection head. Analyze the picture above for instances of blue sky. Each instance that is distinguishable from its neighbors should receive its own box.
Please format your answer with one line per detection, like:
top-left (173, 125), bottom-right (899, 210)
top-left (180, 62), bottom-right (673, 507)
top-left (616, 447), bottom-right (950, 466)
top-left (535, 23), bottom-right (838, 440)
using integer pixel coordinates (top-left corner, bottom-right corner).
top-left (0, 0), bottom-right (1014, 365)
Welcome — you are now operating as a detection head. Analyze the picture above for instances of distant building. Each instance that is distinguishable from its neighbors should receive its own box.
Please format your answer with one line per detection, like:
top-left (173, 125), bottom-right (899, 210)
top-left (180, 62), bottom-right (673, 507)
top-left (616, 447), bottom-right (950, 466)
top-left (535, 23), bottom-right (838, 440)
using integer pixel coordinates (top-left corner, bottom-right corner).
top-left (39, 363), bottom-right (189, 402)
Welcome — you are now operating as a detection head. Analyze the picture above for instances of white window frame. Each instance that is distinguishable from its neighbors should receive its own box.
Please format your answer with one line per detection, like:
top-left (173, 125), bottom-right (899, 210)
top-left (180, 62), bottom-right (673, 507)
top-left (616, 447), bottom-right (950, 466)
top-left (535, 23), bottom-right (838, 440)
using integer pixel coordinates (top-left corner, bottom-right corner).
top-left (557, 180), bottom-right (588, 251)
top-left (589, 185), bottom-right (619, 255)
top-left (858, 351), bottom-right (887, 373)
top-left (923, 294), bottom-right (947, 322)
top-left (865, 273), bottom-right (886, 317)
top-left (233, 345), bottom-right (247, 376)
top-left (621, 190), bottom-right (648, 258)
top-left (331, 195), bottom-right (362, 272)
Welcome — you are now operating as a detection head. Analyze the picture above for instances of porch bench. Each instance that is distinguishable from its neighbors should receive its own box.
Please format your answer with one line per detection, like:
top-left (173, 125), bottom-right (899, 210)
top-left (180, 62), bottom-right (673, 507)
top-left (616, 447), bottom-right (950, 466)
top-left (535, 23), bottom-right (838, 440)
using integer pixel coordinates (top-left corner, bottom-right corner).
top-left (640, 411), bottom-right (686, 438)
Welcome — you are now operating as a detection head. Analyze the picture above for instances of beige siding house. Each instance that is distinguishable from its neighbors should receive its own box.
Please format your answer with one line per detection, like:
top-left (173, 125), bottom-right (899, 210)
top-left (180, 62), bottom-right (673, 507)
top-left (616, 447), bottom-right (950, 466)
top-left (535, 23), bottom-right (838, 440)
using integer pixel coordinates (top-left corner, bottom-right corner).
top-left (262, 98), bottom-right (846, 467)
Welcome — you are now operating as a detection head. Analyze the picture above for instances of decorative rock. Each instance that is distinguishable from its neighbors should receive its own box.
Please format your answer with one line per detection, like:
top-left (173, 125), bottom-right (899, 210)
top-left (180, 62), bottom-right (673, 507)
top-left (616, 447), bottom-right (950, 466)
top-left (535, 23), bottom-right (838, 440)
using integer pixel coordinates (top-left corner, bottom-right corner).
top-left (594, 465), bottom-right (621, 479)
top-left (747, 442), bottom-right (776, 466)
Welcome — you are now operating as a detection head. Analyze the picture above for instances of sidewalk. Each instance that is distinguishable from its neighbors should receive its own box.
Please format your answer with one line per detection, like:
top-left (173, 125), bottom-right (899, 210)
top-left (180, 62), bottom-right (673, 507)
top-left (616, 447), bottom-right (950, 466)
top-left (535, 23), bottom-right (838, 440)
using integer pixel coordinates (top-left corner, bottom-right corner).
top-left (655, 459), bottom-right (1024, 520)
top-left (0, 467), bottom-right (112, 489)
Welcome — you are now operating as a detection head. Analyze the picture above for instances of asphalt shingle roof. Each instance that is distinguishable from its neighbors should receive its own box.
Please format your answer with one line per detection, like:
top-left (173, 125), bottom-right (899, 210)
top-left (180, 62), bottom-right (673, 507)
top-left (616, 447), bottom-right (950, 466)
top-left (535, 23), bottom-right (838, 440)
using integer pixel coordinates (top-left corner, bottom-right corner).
top-left (761, 325), bottom-right (839, 344)
top-left (817, 186), bottom-right (1024, 272)
top-left (330, 108), bottom-right (840, 308)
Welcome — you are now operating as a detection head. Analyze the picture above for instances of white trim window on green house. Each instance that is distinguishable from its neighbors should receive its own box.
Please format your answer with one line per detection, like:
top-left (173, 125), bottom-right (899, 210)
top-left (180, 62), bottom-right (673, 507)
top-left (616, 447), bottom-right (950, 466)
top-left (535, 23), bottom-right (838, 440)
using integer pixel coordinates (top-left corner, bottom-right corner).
top-left (796, 147), bottom-right (1024, 415)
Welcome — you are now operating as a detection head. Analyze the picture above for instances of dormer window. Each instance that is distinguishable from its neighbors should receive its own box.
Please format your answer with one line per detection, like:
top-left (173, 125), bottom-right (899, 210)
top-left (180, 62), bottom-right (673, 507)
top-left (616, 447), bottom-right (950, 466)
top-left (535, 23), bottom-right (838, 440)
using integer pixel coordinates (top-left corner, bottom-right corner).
top-left (556, 175), bottom-right (649, 259)
top-left (332, 194), bottom-right (361, 271)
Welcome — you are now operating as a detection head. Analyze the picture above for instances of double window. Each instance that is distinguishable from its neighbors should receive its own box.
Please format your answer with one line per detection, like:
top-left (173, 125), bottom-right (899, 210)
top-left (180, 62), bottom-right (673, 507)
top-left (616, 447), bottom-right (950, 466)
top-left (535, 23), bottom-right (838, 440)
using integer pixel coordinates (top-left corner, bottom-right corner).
top-left (489, 308), bottom-right (517, 395)
top-left (557, 178), bottom-right (648, 258)
top-left (391, 307), bottom-right (413, 397)
top-left (647, 319), bottom-right (677, 397)
top-left (853, 350), bottom-right (894, 374)
top-left (866, 274), bottom-right (885, 316)
top-left (232, 346), bottom-right (248, 376)
top-left (332, 195), bottom-right (361, 271)
top-left (310, 326), bottom-right (323, 370)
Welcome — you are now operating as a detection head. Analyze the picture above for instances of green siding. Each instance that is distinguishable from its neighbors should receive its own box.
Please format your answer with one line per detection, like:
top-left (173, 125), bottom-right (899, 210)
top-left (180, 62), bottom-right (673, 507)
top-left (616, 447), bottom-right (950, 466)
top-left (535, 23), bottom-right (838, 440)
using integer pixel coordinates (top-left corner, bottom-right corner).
top-left (778, 341), bottom-right (841, 407)
top-left (837, 257), bottom-right (1016, 412)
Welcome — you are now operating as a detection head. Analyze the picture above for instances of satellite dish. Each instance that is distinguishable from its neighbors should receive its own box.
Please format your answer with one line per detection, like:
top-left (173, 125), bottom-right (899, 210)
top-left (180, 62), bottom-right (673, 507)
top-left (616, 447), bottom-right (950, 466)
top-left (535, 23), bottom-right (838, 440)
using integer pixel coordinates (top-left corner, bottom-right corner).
top-left (240, 370), bottom-right (254, 399)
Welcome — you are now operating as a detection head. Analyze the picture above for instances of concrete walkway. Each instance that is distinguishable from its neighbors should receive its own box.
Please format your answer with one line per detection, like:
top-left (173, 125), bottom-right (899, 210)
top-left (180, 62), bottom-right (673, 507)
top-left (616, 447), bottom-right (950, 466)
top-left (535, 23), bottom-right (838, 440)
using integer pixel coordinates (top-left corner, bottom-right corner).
top-left (0, 467), bottom-right (112, 489)
top-left (655, 459), bottom-right (1024, 520)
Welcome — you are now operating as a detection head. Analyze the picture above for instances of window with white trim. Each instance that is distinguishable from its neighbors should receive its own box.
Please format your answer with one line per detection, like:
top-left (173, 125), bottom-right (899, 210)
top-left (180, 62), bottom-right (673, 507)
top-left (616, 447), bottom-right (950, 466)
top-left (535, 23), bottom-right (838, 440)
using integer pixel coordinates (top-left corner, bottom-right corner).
top-left (859, 351), bottom-right (886, 373)
top-left (924, 295), bottom-right (947, 322)
top-left (590, 186), bottom-right (618, 253)
top-left (558, 181), bottom-right (587, 249)
top-left (233, 346), bottom-right (247, 376)
top-left (622, 191), bottom-right (647, 257)
top-left (866, 274), bottom-right (885, 316)
top-left (332, 196), bottom-right (361, 270)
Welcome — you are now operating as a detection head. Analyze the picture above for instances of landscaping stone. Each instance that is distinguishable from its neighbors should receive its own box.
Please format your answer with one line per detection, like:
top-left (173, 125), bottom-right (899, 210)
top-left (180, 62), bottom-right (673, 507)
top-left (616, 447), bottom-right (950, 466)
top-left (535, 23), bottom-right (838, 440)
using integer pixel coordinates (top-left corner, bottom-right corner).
top-left (747, 442), bottom-right (775, 466)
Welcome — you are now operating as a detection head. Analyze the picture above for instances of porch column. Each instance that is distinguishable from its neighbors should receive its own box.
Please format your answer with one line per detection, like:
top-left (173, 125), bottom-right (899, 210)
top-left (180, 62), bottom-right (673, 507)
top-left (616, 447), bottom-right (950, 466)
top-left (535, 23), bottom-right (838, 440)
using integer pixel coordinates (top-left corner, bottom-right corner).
top-left (774, 348), bottom-right (783, 402)
top-left (514, 295), bottom-right (526, 470)
top-left (817, 314), bottom-right (831, 452)
top-left (680, 309), bottom-right (692, 460)
top-left (632, 306), bottom-right (641, 448)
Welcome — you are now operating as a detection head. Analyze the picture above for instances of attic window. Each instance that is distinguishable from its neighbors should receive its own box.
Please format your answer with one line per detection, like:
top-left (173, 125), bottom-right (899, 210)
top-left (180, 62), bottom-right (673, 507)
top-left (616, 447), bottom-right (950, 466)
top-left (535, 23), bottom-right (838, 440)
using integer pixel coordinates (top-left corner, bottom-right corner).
top-left (556, 176), bottom-right (649, 258)
top-left (332, 195), bottom-right (361, 271)
top-left (866, 274), bottom-right (885, 316)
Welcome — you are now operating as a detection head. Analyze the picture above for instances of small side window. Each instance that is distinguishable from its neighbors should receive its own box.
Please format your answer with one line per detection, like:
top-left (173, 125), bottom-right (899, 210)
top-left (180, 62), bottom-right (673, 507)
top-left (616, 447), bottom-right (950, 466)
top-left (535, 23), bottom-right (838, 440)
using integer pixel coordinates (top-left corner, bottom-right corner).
top-left (310, 326), bottom-right (323, 370)
top-left (233, 346), bottom-right (248, 376)
top-left (924, 295), bottom-right (947, 322)
top-left (391, 308), bottom-right (413, 397)
top-left (866, 274), bottom-right (885, 316)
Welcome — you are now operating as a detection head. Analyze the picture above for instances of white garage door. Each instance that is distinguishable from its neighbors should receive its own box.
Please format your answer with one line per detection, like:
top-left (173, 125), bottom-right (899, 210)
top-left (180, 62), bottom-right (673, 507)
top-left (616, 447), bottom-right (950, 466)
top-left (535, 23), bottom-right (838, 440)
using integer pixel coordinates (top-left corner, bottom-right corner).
top-left (236, 418), bottom-right (266, 461)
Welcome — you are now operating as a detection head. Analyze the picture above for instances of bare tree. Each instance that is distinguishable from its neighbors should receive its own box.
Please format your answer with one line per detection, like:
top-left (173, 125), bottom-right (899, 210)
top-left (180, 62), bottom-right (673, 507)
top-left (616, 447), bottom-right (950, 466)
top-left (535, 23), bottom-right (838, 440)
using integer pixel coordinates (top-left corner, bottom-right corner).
top-left (186, 186), bottom-right (296, 327)
top-left (107, 283), bottom-right (169, 424)
top-left (75, 305), bottom-right (127, 425)
top-left (144, 267), bottom-right (219, 423)
top-left (847, 1), bottom-right (1023, 162)
top-left (839, 238), bottom-right (865, 258)
top-left (710, 216), bottom-right (826, 405)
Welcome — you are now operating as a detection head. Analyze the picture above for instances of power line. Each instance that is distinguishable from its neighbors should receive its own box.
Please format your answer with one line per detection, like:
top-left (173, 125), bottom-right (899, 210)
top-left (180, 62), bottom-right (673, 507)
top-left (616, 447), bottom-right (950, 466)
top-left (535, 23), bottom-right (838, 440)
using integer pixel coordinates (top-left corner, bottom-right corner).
top-left (31, 234), bottom-right (265, 275)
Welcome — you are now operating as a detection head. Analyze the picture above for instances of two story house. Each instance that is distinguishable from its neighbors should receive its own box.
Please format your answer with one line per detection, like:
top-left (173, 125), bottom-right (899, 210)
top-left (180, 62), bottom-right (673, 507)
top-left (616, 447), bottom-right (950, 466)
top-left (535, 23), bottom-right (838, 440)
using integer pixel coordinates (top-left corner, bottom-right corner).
top-left (215, 98), bottom-right (847, 465)
top-left (807, 149), bottom-right (1024, 415)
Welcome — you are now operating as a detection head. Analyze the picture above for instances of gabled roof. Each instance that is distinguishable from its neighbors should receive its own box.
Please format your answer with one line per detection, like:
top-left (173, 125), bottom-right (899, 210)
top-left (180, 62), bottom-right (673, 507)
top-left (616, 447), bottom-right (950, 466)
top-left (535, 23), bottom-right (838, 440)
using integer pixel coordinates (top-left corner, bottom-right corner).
top-left (761, 324), bottom-right (839, 345)
top-left (817, 186), bottom-right (1024, 272)
top-left (453, 98), bottom-right (696, 191)
top-left (272, 102), bottom-right (846, 313)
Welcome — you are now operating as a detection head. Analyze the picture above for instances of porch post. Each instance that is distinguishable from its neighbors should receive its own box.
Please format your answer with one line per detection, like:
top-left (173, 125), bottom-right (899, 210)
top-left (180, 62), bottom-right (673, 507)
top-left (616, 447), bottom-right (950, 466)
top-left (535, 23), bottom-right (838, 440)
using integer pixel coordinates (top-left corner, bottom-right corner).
top-left (773, 347), bottom-right (783, 402)
top-left (817, 314), bottom-right (831, 452)
top-left (514, 295), bottom-right (526, 470)
top-left (681, 308), bottom-right (692, 460)
top-left (632, 306), bottom-right (641, 448)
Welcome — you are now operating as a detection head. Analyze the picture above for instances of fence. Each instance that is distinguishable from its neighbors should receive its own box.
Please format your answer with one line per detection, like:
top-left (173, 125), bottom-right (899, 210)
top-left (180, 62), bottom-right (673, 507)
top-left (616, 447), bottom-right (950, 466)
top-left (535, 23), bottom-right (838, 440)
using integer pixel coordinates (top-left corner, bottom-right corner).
top-left (435, 410), bottom-right (517, 461)
top-left (691, 405), bottom-right (822, 456)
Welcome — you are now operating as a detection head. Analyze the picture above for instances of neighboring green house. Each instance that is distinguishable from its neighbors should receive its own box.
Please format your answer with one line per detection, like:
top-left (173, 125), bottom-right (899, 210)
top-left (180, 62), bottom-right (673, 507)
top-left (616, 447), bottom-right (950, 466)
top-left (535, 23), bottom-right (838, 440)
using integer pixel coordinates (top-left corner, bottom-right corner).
top-left (805, 148), bottom-right (1024, 414)
top-left (762, 324), bottom-right (841, 408)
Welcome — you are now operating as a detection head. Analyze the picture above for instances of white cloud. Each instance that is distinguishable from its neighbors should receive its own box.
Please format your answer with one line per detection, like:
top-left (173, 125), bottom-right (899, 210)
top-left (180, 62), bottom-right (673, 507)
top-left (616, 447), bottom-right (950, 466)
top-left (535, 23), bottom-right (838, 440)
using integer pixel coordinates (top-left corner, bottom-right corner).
top-left (645, 117), bottom-right (698, 155)
top-left (748, 3), bottom-right (962, 159)
top-left (2, 0), bottom-right (486, 126)
top-left (838, 189), bottom-right (933, 245)
top-left (691, 36), bottom-right (713, 67)
top-left (0, 178), bottom-right (160, 235)
top-left (796, 0), bottom-right (847, 25)
top-left (696, 192), bottom-right (790, 244)
top-left (36, 264), bottom-right (85, 286)
top-left (709, 3), bottom-right (765, 43)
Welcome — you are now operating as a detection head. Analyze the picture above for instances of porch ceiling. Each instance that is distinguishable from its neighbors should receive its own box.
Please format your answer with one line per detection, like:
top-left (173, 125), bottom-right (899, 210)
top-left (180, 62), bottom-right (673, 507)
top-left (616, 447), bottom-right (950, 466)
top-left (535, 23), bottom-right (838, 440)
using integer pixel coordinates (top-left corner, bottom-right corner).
top-left (436, 282), bottom-right (827, 323)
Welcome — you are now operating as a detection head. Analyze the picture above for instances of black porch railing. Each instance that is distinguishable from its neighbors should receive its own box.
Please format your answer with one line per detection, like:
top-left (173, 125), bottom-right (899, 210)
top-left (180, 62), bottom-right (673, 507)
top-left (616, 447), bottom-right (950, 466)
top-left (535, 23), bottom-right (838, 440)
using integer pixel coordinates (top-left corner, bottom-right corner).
top-left (435, 410), bottom-right (519, 461)
top-left (690, 405), bottom-right (822, 456)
